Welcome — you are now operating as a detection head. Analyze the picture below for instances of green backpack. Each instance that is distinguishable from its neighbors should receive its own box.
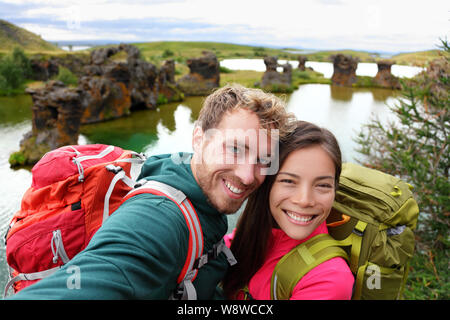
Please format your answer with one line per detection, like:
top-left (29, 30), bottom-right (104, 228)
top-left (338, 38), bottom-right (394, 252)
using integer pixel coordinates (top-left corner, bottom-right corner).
top-left (270, 162), bottom-right (419, 300)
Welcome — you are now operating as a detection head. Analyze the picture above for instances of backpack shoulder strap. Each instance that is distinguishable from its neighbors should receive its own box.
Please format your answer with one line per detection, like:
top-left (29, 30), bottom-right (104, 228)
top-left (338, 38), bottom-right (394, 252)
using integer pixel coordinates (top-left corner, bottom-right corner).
top-left (270, 233), bottom-right (348, 300)
top-left (123, 180), bottom-right (204, 300)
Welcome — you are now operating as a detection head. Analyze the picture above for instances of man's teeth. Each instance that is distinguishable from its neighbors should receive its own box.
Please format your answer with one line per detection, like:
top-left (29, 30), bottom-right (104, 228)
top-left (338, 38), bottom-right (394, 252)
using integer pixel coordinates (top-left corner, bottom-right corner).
top-left (225, 181), bottom-right (244, 194)
top-left (286, 211), bottom-right (315, 222)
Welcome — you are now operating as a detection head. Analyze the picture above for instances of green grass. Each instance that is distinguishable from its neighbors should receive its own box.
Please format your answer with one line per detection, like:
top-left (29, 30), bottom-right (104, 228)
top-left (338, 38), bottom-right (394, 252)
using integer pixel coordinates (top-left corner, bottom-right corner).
top-left (291, 69), bottom-right (330, 86)
top-left (404, 248), bottom-right (449, 299)
top-left (220, 70), bottom-right (263, 88)
top-left (304, 49), bottom-right (379, 64)
top-left (392, 49), bottom-right (449, 67)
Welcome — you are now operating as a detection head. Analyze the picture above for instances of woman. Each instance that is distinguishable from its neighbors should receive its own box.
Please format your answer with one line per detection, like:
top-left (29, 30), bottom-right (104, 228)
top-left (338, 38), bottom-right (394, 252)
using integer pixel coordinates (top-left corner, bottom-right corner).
top-left (223, 120), bottom-right (354, 300)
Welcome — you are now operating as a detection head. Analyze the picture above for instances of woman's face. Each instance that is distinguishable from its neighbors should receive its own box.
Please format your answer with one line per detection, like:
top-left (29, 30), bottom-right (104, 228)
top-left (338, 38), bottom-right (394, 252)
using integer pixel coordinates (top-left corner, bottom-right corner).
top-left (269, 145), bottom-right (336, 240)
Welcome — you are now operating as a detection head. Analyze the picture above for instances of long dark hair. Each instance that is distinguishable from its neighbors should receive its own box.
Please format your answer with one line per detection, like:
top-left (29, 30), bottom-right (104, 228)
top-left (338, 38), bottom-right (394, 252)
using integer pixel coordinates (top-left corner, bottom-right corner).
top-left (222, 120), bottom-right (342, 299)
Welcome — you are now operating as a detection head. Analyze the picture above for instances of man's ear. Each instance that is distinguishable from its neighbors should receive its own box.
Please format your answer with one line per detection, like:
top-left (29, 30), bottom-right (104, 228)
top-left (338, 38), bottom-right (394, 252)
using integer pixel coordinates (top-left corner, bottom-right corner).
top-left (192, 125), bottom-right (203, 153)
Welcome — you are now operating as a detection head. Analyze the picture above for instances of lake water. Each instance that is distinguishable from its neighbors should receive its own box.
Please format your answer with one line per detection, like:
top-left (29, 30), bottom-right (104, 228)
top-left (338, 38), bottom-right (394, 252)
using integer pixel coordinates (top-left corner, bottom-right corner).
top-left (0, 61), bottom-right (411, 293)
top-left (61, 45), bottom-right (92, 52)
top-left (220, 58), bottom-right (424, 79)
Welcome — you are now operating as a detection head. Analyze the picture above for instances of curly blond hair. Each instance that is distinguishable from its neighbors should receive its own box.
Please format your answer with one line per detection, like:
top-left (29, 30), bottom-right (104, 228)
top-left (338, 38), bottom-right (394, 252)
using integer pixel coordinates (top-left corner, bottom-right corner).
top-left (197, 83), bottom-right (297, 138)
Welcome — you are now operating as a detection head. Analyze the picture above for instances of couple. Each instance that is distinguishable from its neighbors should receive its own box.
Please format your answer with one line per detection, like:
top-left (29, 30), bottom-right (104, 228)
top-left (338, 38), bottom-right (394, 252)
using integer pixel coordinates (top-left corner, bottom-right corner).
top-left (10, 84), bottom-right (353, 300)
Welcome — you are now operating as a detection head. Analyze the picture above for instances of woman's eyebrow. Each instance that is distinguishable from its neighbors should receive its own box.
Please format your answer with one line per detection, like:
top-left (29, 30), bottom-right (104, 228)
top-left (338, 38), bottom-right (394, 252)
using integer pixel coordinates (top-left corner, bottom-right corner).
top-left (316, 175), bottom-right (335, 181)
top-left (278, 172), bottom-right (334, 181)
top-left (277, 172), bottom-right (299, 178)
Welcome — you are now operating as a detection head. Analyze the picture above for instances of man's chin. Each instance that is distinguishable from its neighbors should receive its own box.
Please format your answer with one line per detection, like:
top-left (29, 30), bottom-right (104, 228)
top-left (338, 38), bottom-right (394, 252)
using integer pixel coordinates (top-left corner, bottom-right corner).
top-left (207, 197), bottom-right (244, 215)
top-left (220, 208), bottom-right (241, 215)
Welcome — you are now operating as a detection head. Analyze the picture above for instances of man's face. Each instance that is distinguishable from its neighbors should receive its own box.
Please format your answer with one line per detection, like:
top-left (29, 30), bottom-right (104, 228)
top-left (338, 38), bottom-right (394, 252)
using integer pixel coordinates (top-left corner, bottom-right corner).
top-left (191, 108), bottom-right (275, 214)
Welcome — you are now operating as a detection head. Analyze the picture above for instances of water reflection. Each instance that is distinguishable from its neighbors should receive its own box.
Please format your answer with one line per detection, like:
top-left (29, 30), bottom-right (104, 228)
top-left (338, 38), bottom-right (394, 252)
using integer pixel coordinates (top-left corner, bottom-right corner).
top-left (0, 95), bottom-right (32, 125)
top-left (80, 96), bottom-right (204, 155)
top-left (287, 84), bottom-right (397, 163)
top-left (330, 85), bottom-right (400, 102)
top-left (330, 85), bottom-right (354, 101)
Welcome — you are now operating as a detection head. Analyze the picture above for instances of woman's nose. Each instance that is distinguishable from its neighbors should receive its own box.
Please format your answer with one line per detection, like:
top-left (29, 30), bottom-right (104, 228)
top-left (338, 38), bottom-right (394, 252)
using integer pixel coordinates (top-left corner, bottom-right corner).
top-left (291, 185), bottom-right (315, 208)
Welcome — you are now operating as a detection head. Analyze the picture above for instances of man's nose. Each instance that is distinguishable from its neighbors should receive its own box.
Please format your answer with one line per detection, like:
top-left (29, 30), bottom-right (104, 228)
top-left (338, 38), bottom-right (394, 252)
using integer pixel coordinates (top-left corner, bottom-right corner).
top-left (234, 163), bottom-right (257, 186)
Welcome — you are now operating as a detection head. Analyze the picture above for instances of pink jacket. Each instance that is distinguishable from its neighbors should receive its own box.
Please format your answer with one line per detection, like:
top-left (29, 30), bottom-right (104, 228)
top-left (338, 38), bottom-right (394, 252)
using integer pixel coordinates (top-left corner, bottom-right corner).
top-left (224, 221), bottom-right (354, 300)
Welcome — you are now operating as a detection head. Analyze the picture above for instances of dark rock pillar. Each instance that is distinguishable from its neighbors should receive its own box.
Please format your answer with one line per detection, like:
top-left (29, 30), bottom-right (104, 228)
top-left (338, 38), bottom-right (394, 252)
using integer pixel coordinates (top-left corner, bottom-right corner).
top-left (10, 81), bottom-right (83, 166)
top-left (297, 55), bottom-right (307, 71)
top-left (331, 54), bottom-right (358, 87)
top-left (260, 56), bottom-right (292, 89)
top-left (158, 59), bottom-right (184, 103)
top-left (373, 60), bottom-right (401, 89)
top-left (176, 51), bottom-right (220, 96)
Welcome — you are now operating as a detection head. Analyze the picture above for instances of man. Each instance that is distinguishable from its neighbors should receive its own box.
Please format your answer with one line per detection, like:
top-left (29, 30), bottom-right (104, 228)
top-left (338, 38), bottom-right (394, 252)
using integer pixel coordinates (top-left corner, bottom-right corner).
top-left (9, 84), bottom-right (296, 299)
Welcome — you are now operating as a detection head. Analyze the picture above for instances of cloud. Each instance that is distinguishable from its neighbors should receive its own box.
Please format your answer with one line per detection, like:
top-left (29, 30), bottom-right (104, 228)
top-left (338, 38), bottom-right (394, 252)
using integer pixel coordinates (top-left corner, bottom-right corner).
top-left (18, 23), bottom-right (139, 42)
top-left (1, 0), bottom-right (448, 52)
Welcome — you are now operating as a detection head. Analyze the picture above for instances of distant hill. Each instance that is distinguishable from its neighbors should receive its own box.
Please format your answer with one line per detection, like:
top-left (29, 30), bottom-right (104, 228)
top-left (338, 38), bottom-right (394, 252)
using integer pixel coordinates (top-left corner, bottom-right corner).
top-left (392, 50), bottom-right (446, 67)
top-left (0, 19), bottom-right (61, 52)
top-left (129, 41), bottom-right (380, 66)
top-left (127, 41), bottom-right (439, 67)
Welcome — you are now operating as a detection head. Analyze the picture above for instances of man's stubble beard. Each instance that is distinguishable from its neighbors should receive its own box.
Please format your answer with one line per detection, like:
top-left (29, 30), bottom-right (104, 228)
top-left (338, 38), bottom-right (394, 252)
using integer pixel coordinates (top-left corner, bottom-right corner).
top-left (194, 163), bottom-right (246, 215)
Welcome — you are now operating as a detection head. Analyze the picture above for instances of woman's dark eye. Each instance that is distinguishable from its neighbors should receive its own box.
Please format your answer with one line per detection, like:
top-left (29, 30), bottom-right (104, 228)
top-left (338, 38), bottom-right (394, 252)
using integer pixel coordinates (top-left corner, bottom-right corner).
top-left (317, 183), bottom-right (333, 190)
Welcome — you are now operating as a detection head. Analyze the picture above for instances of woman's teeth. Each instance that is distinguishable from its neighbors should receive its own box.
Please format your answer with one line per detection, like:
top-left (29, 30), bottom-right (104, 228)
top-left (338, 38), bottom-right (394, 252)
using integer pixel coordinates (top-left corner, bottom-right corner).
top-left (225, 180), bottom-right (244, 194)
top-left (285, 210), bottom-right (315, 222)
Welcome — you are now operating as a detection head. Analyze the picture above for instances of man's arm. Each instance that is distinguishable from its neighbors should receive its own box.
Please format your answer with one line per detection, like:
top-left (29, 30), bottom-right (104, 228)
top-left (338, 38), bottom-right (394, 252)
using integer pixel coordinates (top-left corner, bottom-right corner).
top-left (7, 194), bottom-right (189, 299)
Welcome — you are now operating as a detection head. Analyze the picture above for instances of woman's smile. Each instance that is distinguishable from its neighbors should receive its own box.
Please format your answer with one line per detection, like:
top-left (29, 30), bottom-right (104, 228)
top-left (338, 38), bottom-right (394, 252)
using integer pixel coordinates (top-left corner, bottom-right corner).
top-left (283, 210), bottom-right (318, 225)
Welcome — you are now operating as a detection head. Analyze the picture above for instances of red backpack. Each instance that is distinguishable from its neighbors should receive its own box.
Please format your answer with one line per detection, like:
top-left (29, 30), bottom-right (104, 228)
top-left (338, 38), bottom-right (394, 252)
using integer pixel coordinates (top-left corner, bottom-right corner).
top-left (4, 144), bottom-right (235, 299)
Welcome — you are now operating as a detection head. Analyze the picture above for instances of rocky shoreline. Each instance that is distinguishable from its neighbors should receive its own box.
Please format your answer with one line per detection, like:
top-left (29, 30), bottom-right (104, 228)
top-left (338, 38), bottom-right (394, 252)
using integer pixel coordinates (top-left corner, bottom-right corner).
top-left (9, 44), bottom-right (220, 167)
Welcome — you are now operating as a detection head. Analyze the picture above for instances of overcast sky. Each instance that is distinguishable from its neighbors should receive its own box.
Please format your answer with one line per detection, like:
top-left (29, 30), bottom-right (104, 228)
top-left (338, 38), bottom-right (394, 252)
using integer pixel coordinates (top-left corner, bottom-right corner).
top-left (1, 0), bottom-right (449, 53)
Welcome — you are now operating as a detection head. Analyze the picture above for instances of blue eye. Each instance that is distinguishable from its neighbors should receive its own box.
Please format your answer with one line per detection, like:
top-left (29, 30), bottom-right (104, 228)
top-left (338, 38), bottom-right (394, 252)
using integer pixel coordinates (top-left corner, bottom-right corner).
top-left (228, 146), bottom-right (240, 154)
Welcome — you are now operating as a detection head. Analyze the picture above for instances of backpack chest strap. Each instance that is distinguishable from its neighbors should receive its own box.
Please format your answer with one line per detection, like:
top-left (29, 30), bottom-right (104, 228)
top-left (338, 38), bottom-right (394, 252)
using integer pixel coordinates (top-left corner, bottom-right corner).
top-left (270, 233), bottom-right (349, 300)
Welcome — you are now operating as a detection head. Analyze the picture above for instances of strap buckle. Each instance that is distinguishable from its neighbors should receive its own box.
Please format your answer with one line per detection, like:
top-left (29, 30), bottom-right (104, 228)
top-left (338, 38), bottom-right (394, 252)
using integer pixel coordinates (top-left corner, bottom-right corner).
top-left (105, 164), bottom-right (123, 174)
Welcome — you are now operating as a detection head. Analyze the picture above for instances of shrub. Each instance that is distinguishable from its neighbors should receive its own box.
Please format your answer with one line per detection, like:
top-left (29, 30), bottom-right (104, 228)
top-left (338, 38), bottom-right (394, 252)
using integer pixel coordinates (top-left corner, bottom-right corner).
top-left (253, 47), bottom-right (266, 57)
top-left (55, 66), bottom-right (78, 86)
top-left (219, 66), bottom-right (233, 74)
top-left (0, 55), bottom-right (25, 95)
top-left (162, 49), bottom-right (174, 58)
top-left (12, 47), bottom-right (32, 79)
top-left (355, 39), bottom-right (449, 248)
top-left (0, 47), bottom-right (31, 95)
